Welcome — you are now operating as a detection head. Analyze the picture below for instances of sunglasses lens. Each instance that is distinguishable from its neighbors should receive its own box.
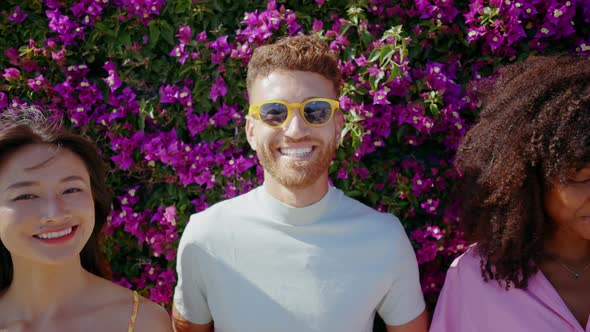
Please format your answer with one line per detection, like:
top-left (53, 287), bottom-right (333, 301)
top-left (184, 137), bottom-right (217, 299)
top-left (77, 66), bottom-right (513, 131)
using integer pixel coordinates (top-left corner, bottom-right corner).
top-left (303, 101), bottom-right (333, 125)
top-left (259, 103), bottom-right (289, 127)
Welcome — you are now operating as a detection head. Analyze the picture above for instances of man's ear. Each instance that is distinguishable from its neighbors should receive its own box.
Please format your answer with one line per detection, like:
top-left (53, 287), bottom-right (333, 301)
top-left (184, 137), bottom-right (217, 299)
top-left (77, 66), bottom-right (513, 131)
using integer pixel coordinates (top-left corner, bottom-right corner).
top-left (245, 115), bottom-right (257, 151)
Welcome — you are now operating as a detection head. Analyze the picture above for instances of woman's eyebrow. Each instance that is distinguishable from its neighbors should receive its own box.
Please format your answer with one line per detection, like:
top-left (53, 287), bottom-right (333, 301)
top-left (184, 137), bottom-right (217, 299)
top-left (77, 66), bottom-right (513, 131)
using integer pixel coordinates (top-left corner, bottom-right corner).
top-left (4, 180), bottom-right (39, 192)
top-left (60, 175), bottom-right (87, 183)
top-left (4, 175), bottom-right (87, 192)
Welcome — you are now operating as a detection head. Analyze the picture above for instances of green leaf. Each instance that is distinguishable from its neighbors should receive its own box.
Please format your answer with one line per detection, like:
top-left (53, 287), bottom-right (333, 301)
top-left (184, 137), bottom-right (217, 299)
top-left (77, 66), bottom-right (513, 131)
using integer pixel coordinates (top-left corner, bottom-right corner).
top-left (148, 21), bottom-right (161, 48)
top-left (160, 21), bottom-right (175, 46)
top-left (369, 75), bottom-right (381, 91)
top-left (85, 54), bottom-right (95, 63)
top-left (340, 22), bottom-right (353, 35)
top-left (346, 190), bottom-right (362, 198)
top-left (351, 130), bottom-right (362, 150)
top-left (118, 30), bottom-right (131, 46)
top-left (94, 21), bottom-right (114, 36)
top-left (379, 44), bottom-right (395, 66)
top-left (429, 103), bottom-right (440, 115)
top-left (368, 48), bottom-right (381, 63)
top-left (359, 29), bottom-right (374, 48)
top-left (388, 66), bottom-right (400, 81)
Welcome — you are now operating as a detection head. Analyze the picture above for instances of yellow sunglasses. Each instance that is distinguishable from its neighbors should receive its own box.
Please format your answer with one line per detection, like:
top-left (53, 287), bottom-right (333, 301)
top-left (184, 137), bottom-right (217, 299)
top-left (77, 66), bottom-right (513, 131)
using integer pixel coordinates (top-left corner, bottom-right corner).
top-left (248, 98), bottom-right (340, 128)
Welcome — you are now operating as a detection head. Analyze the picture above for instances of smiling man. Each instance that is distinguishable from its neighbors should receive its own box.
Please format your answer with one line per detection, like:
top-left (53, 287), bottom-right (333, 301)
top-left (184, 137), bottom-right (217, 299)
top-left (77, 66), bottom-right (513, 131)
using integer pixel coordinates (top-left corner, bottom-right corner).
top-left (172, 35), bottom-right (428, 332)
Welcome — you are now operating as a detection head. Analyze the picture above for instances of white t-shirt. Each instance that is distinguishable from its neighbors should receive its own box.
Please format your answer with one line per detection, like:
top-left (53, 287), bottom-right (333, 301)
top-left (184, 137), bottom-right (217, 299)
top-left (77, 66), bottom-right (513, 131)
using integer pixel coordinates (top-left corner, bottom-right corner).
top-left (174, 185), bottom-right (425, 332)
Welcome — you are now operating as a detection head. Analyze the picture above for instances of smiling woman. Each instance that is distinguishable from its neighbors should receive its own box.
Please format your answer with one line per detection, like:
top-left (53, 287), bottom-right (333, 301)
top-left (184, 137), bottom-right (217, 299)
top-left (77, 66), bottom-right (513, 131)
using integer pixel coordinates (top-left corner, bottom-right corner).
top-left (430, 56), bottom-right (590, 332)
top-left (0, 107), bottom-right (171, 331)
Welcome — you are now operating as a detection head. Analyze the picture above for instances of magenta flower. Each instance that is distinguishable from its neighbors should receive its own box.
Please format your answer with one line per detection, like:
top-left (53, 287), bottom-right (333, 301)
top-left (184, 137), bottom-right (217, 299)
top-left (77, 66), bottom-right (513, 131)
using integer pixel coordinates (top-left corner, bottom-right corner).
top-left (209, 76), bottom-right (228, 102)
top-left (27, 75), bottom-right (47, 91)
top-left (51, 48), bottom-right (66, 64)
top-left (103, 61), bottom-right (122, 92)
top-left (109, 132), bottom-right (143, 170)
top-left (194, 170), bottom-right (216, 189)
top-left (115, 278), bottom-right (133, 289)
top-left (195, 31), bottom-right (207, 42)
top-left (371, 88), bottom-right (390, 105)
top-left (535, 23), bottom-right (556, 38)
top-left (111, 152), bottom-right (135, 170)
top-left (9, 6), bottom-right (28, 23)
top-left (487, 31), bottom-right (504, 50)
top-left (5, 48), bottom-right (19, 66)
top-left (208, 36), bottom-right (231, 54)
top-left (337, 169), bottom-right (348, 179)
top-left (421, 273), bottom-right (444, 294)
top-left (312, 19), bottom-right (324, 32)
top-left (176, 86), bottom-right (193, 107)
top-left (191, 195), bottom-right (210, 213)
top-left (163, 206), bottom-right (177, 226)
top-left (186, 112), bottom-right (210, 137)
top-left (77, 79), bottom-right (103, 106)
top-left (420, 198), bottom-right (440, 215)
top-left (2, 68), bottom-right (20, 81)
top-left (211, 103), bottom-right (240, 127)
top-left (284, 12), bottom-right (301, 35)
top-left (116, 0), bottom-right (165, 25)
top-left (0, 93), bottom-right (7, 109)
top-left (170, 44), bottom-right (189, 64)
top-left (415, 0), bottom-right (459, 24)
top-left (119, 186), bottom-right (141, 207)
top-left (176, 25), bottom-right (192, 45)
top-left (159, 84), bottom-right (179, 103)
top-left (46, 9), bottom-right (85, 45)
top-left (411, 173), bottom-right (434, 196)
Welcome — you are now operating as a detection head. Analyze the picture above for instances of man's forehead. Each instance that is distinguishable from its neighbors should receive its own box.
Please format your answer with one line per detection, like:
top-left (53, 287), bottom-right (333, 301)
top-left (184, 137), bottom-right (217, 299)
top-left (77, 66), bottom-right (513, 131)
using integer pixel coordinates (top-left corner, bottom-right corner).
top-left (249, 70), bottom-right (337, 103)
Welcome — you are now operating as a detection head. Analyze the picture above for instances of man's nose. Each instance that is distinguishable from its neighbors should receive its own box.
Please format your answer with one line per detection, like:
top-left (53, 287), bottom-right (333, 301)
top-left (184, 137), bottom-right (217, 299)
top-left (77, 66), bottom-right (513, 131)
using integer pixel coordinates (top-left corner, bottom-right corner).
top-left (283, 108), bottom-right (310, 139)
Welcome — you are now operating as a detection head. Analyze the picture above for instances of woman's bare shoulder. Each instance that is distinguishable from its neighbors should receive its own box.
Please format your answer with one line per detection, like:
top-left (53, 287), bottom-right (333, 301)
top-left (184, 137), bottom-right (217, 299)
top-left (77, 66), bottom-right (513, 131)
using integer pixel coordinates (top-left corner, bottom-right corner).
top-left (87, 277), bottom-right (171, 331)
top-left (134, 297), bottom-right (173, 332)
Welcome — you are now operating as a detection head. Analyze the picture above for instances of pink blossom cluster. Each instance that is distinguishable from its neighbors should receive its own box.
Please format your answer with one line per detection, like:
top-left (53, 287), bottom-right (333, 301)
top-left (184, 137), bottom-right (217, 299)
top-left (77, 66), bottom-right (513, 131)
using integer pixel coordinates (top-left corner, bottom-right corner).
top-left (465, 0), bottom-right (589, 56)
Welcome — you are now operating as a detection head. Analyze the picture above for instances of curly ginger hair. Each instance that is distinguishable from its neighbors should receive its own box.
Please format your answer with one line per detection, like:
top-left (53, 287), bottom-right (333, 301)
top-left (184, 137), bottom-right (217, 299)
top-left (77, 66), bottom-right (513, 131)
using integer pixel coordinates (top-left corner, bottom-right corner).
top-left (246, 34), bottom-right (342, 95)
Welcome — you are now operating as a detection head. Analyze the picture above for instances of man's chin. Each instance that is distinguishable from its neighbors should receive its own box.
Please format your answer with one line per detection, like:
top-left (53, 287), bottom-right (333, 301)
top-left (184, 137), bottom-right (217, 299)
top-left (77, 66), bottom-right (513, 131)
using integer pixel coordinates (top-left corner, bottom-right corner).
top-left (267, 166), bottom-right (323, 189)
top-left (280, 159), bottom-right (312, 169)
top-left (276, 175), bottom-right (320, 190)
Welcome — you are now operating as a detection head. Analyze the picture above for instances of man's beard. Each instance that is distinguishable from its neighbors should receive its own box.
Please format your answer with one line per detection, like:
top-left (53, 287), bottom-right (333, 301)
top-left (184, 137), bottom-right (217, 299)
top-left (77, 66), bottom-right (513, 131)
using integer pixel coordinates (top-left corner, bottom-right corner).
top-left (257, 136), bottom-right (338, 189)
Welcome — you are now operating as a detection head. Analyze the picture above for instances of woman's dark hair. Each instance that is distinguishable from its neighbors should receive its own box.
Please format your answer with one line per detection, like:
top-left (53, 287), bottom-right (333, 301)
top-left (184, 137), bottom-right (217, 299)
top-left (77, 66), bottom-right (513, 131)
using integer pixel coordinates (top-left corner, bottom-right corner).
top-left (0, 106), bottom-right (112, 290)
top-left (454, 55), bottom-right (590, 289)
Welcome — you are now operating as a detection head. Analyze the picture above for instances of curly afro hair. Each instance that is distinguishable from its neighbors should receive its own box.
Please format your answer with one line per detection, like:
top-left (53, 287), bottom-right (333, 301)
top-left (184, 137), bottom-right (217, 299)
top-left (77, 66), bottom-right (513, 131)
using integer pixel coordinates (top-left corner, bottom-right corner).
top-left (454, 55), bottom-right (590, 289)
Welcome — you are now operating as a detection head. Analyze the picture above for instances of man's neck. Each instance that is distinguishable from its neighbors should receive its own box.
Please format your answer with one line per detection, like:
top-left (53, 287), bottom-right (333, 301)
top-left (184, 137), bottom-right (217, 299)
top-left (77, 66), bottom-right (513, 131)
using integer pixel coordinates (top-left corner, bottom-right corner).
top-left (263, 173), bottom-right (330, 207)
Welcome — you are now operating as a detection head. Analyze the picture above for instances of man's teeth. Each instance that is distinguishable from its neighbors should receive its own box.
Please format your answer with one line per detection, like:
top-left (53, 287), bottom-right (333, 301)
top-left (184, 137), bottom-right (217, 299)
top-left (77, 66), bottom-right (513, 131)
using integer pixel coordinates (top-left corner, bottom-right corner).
top-left (280, 147), bottom-right (312, 156)
top-left (35, 227), bottom-right (73, 239)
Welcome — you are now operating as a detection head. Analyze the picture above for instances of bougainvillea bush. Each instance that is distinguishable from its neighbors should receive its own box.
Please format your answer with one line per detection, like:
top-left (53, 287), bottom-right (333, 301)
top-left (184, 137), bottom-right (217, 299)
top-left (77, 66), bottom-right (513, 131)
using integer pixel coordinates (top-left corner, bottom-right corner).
top-left (1, 0), bottom-right (588, 311)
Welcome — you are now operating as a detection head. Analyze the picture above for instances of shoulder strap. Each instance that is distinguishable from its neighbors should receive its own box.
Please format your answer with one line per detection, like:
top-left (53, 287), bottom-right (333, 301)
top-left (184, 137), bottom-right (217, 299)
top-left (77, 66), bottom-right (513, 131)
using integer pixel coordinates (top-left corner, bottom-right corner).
top-left (127, 290), bottom-right (140, 332)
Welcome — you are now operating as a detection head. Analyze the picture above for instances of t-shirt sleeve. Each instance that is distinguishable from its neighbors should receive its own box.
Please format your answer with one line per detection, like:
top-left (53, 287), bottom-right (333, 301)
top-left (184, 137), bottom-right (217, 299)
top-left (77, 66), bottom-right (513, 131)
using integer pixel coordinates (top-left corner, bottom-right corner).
top-left (377, 217), bottom-right (426, 326)
top-left (173, 214), bottom-right (213, 324)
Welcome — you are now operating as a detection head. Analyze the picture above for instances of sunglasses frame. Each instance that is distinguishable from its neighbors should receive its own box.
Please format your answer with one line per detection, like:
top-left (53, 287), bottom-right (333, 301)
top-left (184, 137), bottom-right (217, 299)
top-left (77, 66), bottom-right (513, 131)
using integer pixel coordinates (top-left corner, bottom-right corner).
top-left (248, 98), bottom-right (340, 129)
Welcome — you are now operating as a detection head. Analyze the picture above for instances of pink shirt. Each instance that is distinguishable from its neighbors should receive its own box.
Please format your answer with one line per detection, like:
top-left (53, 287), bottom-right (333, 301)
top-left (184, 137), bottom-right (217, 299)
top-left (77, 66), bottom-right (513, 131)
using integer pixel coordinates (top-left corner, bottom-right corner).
top-left (431, 248), bottom-right (590, 332)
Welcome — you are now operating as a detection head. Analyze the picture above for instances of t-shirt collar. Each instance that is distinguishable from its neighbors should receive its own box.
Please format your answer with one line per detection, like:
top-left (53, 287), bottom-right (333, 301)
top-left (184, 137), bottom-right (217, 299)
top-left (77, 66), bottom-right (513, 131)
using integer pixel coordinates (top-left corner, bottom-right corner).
top-left (256, 184), bottom-right (336, 226)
